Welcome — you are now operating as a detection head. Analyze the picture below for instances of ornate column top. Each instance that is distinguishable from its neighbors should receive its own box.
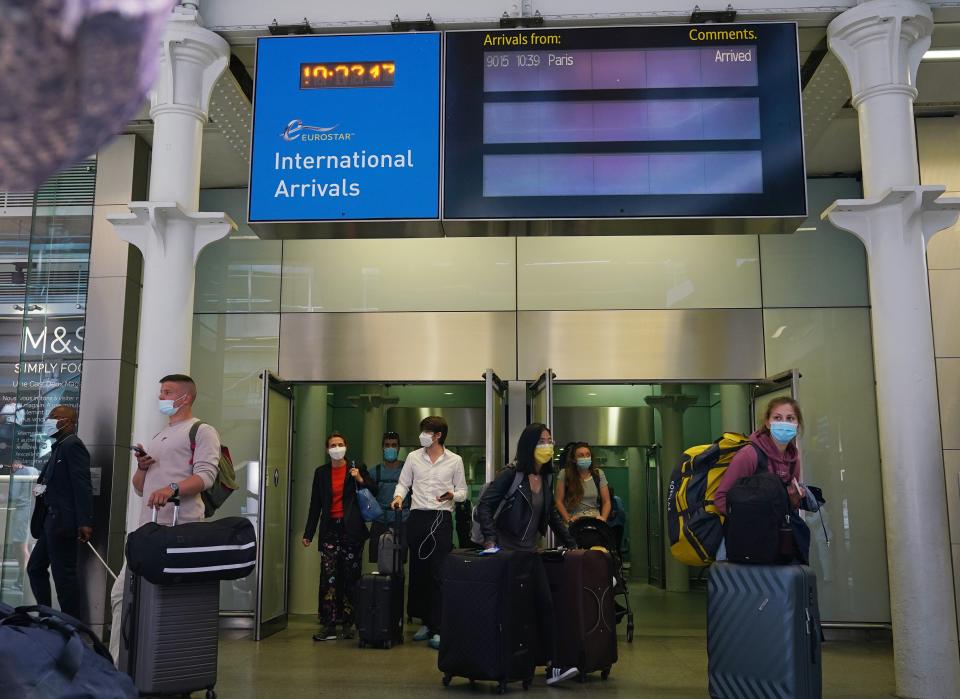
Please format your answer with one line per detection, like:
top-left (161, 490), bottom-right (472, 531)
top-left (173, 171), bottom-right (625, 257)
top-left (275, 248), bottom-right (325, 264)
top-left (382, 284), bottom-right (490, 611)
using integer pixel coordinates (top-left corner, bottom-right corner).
top-left (827, 0), bottom-right (932, 107)
top-left (150, 4), bottom-right (230, 120)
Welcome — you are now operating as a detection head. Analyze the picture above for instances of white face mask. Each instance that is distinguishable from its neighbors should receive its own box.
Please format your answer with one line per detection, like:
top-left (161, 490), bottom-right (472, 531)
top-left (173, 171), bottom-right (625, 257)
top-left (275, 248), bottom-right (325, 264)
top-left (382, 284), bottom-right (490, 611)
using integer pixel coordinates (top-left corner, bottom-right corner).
top-left (328, 446), bottom-right (347, 461)
top-left (419, 432), bottom-right (434, 448)
top-left (42, 418), bottom-right (61, 437)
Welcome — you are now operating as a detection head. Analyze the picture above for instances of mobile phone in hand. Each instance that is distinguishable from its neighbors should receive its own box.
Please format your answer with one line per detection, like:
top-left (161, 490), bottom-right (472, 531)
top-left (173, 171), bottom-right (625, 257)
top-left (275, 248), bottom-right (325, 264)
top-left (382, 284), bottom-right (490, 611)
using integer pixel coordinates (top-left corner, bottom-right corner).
top-left (129, 445), bottom-right (146, 457)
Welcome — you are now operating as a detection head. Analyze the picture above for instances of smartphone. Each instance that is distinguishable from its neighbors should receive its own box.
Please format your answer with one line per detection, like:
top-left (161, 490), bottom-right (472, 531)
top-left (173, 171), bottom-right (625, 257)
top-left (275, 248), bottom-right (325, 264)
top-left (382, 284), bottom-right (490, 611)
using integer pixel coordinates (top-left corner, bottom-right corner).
top-left (129, 445), bottom-right (146, 457)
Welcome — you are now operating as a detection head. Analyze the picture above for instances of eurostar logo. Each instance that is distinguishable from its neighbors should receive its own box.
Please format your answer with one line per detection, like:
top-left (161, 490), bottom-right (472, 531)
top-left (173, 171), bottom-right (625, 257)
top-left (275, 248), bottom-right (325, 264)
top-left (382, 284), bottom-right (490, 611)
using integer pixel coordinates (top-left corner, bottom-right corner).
top-left (280, 119), bottom-right (353, 142)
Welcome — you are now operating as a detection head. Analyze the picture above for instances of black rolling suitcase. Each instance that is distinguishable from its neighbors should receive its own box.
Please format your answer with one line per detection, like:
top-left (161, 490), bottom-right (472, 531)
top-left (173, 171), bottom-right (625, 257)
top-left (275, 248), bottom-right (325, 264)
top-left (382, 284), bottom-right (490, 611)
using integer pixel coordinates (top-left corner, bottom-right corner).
top-left (119, 499), bottom-right (220, 699)
top-left (357, 512), bottom-right (405, 649)
top-left (439, 549), bottom-right (538, 694)
top-left (541, 549), bottom-right (617, 680)
top-left (707, 561), bottom-right (822, 699)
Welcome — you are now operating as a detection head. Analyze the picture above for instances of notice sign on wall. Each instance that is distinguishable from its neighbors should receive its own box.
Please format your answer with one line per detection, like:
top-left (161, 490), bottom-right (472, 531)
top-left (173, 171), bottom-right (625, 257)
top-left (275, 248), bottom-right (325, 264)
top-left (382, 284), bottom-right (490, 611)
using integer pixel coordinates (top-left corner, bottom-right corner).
top-left (248, 33), bottom-right (442, 223)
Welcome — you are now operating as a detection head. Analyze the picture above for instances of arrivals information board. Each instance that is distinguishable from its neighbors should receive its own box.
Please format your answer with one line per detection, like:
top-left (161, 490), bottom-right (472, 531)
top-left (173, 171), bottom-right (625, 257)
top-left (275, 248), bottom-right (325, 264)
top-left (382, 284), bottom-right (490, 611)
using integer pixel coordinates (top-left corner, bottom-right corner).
top-left (248, 33), bottom-right (441, 223)
top-left (443, 23), bottom-right (806, 221)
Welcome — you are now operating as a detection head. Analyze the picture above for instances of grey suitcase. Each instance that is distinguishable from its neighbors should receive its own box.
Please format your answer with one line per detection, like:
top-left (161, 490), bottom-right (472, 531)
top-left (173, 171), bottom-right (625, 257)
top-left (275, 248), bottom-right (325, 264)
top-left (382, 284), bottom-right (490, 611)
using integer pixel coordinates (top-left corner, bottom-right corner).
top-left (119, 499), bottom-right (220, 698)
top-left (707, 562), bottom-right (822, 699)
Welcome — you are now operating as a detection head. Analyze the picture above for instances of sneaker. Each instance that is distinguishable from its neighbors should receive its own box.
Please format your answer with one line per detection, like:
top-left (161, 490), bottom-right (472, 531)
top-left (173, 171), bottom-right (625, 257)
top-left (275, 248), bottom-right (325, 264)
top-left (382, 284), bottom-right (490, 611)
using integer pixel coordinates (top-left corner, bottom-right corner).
top-left (546, 666), bottom-right (579, 686)
top-left (427, 633), bottom-right (441, 650)
top-left (312, 625), bottom-right (338, 641)
top-left (413, 625), bottom-right (431, 641)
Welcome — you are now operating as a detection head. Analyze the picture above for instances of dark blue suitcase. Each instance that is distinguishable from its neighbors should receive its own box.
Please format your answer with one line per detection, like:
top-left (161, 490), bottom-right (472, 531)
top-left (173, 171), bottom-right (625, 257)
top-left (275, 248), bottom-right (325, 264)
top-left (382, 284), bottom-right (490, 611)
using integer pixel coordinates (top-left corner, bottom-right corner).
top-left (707, 562), bottom-right (822, 699)
top-left (439, 550), bottom-right (537, 693)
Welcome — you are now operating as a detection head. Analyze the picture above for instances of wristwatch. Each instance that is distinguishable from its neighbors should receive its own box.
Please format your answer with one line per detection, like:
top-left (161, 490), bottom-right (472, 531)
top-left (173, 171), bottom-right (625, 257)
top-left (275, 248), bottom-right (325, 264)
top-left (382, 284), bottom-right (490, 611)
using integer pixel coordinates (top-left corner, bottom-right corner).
top-left (168, 482), bottom-right (180, 498)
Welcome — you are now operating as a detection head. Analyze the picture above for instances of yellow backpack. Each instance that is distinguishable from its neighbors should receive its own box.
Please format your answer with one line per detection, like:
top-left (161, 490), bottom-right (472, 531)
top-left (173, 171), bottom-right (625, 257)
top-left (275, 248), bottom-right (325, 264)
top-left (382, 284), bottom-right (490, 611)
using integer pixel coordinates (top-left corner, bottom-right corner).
top-left (666, 433), bottom-right (766, 566)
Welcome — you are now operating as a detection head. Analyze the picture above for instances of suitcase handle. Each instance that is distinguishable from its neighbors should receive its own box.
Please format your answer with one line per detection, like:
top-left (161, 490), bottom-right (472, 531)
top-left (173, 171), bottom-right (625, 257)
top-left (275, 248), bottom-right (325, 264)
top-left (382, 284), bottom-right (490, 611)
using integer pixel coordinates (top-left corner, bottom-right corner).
top-left (151, 496), bottom-right (181, 525)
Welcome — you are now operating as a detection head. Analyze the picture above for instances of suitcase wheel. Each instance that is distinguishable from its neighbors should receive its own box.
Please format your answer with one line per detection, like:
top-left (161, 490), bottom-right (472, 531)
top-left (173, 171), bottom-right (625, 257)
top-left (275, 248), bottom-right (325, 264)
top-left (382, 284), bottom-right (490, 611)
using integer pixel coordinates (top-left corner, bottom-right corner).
top-left (601, 668), bottom-right (611, 681)
top-left (497, 681), bottom-right (507, 695)
top-left (577, 672), bottom-right (587, 683)
top-left (384, 641), bottom-right (392, 649)
top-left (205, 691), bottom-right (216, 699)
top-left (358, 640), bottom-right (366, 649)
top-left (522, 678), bottom-right (532, 691)
top-left (442, 674), bottom-right (452, 687)
top-left (627, 620), bottom-right (635, 643)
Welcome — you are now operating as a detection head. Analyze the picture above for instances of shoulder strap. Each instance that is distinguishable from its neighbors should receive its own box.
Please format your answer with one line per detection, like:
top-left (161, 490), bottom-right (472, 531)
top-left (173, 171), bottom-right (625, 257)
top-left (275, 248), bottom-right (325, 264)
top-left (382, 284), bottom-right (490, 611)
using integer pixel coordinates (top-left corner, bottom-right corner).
top-left (506, 469), bottom-right (525, 498)
top-left (749, 442), bottom-right (769, 473)
top-left (376, 463), bottom-right (382, 484)
top-left (189, 420), bottom-right (207, 466)
top-left (592, 470), bottom-right (602, 507)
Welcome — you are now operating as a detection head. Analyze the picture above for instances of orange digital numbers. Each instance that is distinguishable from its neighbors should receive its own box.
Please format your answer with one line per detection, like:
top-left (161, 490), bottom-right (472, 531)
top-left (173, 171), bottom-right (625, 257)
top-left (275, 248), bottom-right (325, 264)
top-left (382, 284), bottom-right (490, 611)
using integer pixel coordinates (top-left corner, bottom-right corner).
top-left (300, 61), bottom-right (396, 88)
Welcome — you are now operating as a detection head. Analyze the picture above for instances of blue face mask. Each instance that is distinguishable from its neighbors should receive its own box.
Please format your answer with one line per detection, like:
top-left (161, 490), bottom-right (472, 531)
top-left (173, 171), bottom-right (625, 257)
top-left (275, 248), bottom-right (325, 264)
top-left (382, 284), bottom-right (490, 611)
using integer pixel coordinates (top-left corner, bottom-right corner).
top-left (770, 422), bottom-right (798, 444)
top-left (576, 457), bottom-right (592, 470)
top-left (383, 447), bottom-right (398, 462)
top-left (158, 397), bottom-right (182, 417)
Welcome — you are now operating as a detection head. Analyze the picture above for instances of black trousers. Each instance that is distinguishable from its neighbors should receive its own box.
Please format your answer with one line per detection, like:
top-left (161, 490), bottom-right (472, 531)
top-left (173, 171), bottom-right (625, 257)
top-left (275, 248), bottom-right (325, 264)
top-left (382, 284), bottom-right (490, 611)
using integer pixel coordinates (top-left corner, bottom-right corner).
top-left (406, 509), bottom-right (452, 634)
top-left (26, 518), bottom-right (81, 619)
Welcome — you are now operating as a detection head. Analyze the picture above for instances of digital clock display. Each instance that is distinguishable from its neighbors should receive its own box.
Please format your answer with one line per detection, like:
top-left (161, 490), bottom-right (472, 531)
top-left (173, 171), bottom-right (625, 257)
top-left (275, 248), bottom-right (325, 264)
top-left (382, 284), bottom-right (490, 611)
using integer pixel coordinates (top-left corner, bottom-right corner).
top-left (300, 61), bottom-right (395, 88)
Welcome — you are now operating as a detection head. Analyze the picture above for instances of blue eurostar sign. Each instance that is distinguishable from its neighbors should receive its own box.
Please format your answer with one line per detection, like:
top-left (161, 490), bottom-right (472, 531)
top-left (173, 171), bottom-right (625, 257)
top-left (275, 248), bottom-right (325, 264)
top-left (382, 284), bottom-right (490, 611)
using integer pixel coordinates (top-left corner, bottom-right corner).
top-left (248, 33), bottom-right (441, 223)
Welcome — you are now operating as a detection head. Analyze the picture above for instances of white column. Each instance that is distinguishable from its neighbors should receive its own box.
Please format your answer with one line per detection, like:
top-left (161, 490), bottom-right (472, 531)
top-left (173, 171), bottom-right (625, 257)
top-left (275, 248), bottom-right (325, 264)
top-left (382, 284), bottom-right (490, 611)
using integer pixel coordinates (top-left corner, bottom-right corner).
top-left (108, 5), bottom-right (235, 532)
top-left (825, 2), bottom-right (960, 695)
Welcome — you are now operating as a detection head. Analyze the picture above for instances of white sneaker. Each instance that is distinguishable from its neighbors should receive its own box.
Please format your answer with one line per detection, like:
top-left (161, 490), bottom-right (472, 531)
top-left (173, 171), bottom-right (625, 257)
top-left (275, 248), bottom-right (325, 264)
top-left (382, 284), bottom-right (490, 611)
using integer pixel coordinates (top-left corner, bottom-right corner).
top-left (428, 634), bottom-right (441, 650)
top-left (413, 625), bottom-right (431, 641)
top-left (546, 666), bottom-right (579, 686)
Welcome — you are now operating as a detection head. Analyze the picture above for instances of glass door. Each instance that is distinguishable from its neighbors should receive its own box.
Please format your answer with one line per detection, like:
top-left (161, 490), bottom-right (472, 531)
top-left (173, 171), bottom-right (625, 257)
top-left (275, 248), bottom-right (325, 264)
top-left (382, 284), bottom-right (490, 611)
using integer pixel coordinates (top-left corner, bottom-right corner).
top-left (529, 370), bottom-right (554, 429)
top-left (751, 370), bottom-right (800, 430)
top-left (529, 370), bottom-right (555, 545)
top-left (484, 370), bottom-right (507, 483)
top-left (645, 445), bottom-right (665, 588)
top-left (255, 371), bottom-right (293, 641)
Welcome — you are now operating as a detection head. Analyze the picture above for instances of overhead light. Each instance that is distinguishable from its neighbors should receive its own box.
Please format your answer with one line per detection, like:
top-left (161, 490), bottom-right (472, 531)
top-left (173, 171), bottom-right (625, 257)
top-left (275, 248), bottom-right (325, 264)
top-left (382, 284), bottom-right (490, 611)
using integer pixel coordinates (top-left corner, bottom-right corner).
top-left (444, 392), bottom-right (454, 395)
top-left (796, 226), bottom-right (817, 232)
top-left (587, 392), bottom-right (598, 396)
top-left (923, 49), bottom-right (960, 61)
top-left (772, 325), bottom-right (787, 339)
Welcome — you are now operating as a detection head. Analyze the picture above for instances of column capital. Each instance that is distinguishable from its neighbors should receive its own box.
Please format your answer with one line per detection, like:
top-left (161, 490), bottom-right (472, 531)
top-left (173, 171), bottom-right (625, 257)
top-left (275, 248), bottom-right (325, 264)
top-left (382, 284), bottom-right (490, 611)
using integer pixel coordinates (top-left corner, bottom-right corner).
top-left (107, 202), bottom-right (236, 263)
top-left (150, 5), bottom-right (230, 121)
top-left (827, 0), bottom-right (932, 108)
top-left (822, 185), bottom-right (960, 251)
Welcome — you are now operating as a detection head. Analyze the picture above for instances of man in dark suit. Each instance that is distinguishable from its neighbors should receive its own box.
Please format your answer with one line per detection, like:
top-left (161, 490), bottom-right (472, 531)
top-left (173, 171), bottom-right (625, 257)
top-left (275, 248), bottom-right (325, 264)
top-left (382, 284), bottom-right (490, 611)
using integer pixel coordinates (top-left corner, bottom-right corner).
top-left (26, 404), bottom-right (93, 619)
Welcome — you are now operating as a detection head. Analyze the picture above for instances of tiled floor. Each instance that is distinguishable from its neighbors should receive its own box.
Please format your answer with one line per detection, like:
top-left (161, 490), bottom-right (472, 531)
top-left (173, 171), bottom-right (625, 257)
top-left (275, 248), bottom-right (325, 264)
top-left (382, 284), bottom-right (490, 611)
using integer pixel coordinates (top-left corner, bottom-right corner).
top-left (213, 586), bottom-right (896, 698)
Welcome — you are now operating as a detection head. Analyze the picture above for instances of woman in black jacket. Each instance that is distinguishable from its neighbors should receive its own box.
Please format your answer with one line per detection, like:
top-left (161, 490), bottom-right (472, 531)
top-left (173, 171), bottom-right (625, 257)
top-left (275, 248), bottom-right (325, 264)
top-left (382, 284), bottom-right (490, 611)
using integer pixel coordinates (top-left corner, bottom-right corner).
top-left (476, 423), bottom-right (574, 552)
top-left (474, 423), bottom-right (578, 686)
top-left (301, 431), bottom-right (375, 642)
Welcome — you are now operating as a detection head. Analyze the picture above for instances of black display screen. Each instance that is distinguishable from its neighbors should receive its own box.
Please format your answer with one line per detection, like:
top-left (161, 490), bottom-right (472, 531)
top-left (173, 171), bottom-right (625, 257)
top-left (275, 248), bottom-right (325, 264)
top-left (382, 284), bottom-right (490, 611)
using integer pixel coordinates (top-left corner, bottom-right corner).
top-left (443, 24), bottom-right (806, 220)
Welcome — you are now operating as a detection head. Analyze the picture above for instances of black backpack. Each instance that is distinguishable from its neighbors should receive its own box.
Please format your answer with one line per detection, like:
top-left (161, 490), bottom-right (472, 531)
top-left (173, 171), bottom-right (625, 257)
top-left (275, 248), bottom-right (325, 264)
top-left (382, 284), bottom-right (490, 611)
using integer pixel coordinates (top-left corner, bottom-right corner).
top-left (0, 604), bottom-right (137, 697)
top-left (724, 462), bottom-right (793, 565)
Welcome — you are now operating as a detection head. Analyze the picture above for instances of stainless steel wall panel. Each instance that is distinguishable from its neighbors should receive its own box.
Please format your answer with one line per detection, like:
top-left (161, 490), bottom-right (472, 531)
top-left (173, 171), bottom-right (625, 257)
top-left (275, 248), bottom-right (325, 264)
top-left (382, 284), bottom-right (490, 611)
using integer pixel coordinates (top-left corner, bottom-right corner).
top-left (386, 407), bottom-right (485, 447)
top-left (517, 309), bottom-right (765, 381)
top-left (552, 406), bottom-right (655, 447)
top-left (279, 312), bottom-right (517, 382)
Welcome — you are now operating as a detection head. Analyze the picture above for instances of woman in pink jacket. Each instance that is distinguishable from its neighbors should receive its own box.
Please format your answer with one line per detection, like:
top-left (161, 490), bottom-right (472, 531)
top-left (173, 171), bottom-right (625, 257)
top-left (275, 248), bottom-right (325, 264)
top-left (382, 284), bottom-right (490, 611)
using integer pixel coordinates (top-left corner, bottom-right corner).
top-left (715, 396), bottom-right (806, 516)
